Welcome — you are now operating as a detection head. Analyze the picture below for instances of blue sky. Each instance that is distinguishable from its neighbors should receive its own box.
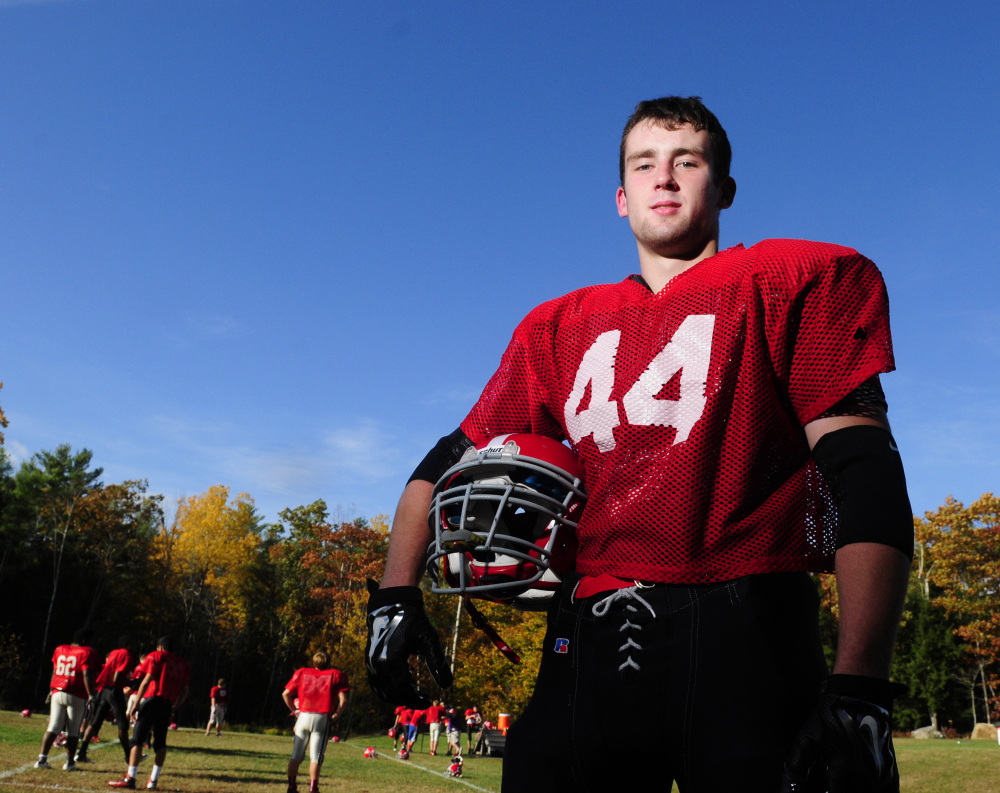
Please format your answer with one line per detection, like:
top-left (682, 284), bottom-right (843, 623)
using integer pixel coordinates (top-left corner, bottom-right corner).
top-left (2, 0), bottom-right (998, 524)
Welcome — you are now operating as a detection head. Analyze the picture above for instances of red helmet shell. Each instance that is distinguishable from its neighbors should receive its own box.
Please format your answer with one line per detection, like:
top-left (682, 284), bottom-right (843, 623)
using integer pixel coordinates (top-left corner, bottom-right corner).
top-left (427, 434), bottom-right (586, 608)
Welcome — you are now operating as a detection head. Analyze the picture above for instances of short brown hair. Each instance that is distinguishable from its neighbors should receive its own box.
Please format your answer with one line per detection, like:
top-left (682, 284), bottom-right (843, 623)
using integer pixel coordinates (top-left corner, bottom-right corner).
top-left (312, 651), bottom-right (329, 669)
top-left (619, 96), bottom-right (731, 185)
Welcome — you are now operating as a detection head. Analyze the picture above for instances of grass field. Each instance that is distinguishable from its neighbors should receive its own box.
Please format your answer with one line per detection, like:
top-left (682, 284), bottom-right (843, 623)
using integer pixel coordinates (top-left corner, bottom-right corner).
top-left (2, 710), bottom-right (999, 792)
top-left (0, 711), bottom-right (502, 793)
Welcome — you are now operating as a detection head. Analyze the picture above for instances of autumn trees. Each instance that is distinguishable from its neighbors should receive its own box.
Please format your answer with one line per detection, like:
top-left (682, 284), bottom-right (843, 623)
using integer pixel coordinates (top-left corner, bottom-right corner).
top-left (912, 494), bottom-right (1000, 728)
top-left (3, 438), bottom-right (1000, 735)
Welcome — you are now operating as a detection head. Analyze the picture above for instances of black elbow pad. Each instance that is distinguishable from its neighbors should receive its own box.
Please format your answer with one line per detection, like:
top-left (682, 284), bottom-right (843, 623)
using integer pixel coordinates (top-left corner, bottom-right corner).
top-left (812, 425), bottom-right (914, 559)
top-left (408, 428), bottom-right (475, 484)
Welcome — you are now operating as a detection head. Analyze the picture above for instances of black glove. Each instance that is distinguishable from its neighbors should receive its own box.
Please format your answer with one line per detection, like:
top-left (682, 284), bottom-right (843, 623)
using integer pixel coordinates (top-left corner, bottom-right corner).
top-left (780, 674), bottom-right (906, 793)
top-left (365, 579), bottom-right (454, 708)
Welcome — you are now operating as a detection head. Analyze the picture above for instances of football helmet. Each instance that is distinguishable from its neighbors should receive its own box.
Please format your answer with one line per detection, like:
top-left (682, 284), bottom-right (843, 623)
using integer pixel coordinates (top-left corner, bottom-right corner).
top-left (426, 433), bottom-right (586, 609)
top-left (364, 746), bottom-right (378, 759)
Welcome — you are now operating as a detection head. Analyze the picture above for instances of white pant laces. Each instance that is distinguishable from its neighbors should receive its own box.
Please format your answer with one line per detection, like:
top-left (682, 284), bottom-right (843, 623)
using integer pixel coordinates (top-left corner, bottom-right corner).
top-left (591, 586), bottom-right (658, 673)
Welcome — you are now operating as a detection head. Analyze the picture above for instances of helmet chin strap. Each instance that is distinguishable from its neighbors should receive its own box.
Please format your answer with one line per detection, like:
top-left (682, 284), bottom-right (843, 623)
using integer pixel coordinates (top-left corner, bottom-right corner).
top-left (462, 597), bottom-right (521, 664)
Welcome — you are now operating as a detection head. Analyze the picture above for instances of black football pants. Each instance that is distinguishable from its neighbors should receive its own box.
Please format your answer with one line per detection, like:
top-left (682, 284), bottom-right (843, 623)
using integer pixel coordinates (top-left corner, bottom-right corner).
top-left (501, 572), bottom-right (827, 793)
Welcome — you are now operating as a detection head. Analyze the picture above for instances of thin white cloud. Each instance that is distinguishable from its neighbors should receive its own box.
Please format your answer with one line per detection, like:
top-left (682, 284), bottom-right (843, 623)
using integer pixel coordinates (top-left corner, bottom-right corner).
top-left (3, 439), bottom-right (29, 465)
top-left (324, 420), bottom-right (403, 479)
top-left (145, 414), bottom-right (410, 504)
top-left (418, 386), bottom-right (482, 408)
top-left (184, 313), bottom-right (244, 341)
top-left (0, 0), bottom-right (75, 7)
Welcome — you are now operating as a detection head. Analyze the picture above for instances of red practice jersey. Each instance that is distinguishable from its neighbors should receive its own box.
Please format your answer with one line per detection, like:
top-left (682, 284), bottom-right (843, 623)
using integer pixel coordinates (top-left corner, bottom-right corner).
top-left (50, 644), bottom-right (99, 698)
top-left (95, 648), bottom-right (135, 692)
top-left (411, 709), bottom-right (425, 726)
top-left (424, 704), bottom-right (444, 723)
top-left (284, 668), bottom-right (349, 715)
top-left (461, 240), bottom-right (894, 583)
top-left (465, 709), bottom-right (481, 726)
top-left (210, 685), bottom-right (228, 705)
top-left (397, 708), bottom-right (413, 726)
top-left (139, 650), bottom-right (191, 703)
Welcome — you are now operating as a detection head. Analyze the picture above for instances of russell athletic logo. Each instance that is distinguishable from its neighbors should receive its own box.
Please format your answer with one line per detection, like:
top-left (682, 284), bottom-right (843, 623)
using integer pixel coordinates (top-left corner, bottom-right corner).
top-left (554, 638), bottom-right (569, 654)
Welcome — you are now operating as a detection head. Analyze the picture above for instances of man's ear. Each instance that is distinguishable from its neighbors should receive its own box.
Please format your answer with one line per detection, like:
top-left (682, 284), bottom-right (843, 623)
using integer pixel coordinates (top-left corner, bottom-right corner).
top-left (616, 185), bottom-right (629, 218)
top-left (717, 177), bottom-right (737, 210)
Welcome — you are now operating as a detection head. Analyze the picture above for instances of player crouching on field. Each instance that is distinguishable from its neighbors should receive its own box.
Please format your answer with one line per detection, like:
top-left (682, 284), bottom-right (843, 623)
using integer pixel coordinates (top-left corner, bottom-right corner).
top-left (108, 637), bottom-right (191, 790)
top-left (281, 651), bottom-right (350, 793)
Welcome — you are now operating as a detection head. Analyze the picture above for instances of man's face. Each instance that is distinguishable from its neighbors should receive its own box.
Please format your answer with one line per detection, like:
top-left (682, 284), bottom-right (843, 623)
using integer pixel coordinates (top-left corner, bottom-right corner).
top-left (616, 121), bottom-right (735, 258)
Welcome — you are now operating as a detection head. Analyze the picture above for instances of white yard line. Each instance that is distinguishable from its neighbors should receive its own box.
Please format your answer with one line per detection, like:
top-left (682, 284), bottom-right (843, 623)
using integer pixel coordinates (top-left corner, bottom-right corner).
top-left (340, 741), bottom-right (493, 792)
top-left (0, 739), bottom-right (120, 781)
top-left (0, 783), bottom-right (97, 792)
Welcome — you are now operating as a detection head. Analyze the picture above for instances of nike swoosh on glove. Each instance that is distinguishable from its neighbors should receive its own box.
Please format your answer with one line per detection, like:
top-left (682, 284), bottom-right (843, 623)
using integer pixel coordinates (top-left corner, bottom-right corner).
top-left (780, 674), bottom-right (906, 793)
top-left (365, 579), bottom-right (454, 708)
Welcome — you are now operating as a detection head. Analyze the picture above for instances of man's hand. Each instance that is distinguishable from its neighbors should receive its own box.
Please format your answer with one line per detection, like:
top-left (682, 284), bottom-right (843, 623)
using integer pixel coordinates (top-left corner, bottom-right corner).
top-left (365, 579), bottom-right (453, 708)
top-left (781, 675), bottom-right (904, 793)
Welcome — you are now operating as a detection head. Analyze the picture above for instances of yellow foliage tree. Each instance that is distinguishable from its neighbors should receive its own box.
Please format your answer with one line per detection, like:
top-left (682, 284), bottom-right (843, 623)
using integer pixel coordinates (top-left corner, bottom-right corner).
top-left (448, 600), bottom-right (547, 723)
top-left (161, 485), bottom-right (261, 643)
top-left (919, 493), bottom-right (1000, 719)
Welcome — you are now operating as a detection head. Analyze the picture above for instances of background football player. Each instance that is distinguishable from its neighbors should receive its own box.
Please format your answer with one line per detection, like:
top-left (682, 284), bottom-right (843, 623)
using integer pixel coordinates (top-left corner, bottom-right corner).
top-left (75, 635), bottom-right (137, 766)
top-left (366, 96), bottom-right (912, 792)
top-left (281, 651), bottom-right (349, 793)
top-left (205, 677), bottom-right (228, 737)
top-left (35, 627), bottom-right (98, 772)
top-left (108, 637), bottom-right (190, 791)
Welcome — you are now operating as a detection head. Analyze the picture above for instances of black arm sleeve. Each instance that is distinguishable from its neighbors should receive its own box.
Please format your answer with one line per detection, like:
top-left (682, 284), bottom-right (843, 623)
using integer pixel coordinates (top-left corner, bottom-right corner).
top-left (407, 428), bottom-right (475, 485)
top-left (816, 375), bottom-right (888, 422)
top-left (812, 424), bottom-right (914, 559)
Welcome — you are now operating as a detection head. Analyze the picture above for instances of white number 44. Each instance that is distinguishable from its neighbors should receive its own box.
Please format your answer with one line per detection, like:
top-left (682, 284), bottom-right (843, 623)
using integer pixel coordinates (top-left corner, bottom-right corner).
top-left (563, 315), bottom-right (715, 452)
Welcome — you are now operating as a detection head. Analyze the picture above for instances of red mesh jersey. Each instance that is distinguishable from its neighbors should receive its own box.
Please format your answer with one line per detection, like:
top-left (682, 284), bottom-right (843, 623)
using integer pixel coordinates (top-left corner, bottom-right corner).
top-left (139, 650), bottom-right (191, 703)
top-left (460, 239), bottom-right (894, 583)
top-left (95, 647), bottom-right (135, 691)
top-left (49, 644), bottom-right (99, 698)
top-left (285, 667), bottom-right (350, 714)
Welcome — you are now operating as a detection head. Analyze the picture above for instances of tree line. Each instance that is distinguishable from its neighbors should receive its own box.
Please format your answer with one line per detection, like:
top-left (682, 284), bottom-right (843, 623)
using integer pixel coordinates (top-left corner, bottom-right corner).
top-left (0, 438), bottom-right (997, 734)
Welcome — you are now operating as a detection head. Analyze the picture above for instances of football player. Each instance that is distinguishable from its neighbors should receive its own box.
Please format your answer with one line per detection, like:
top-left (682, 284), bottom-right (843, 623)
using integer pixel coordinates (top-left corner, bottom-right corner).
top-left (281, 651), bottom-right (349, 793)
top-left (108, 637), bottom-right (190, 790)
top-left (204, 678), bottom-right (228, 736)
top-left (365, 96), bottom-right (912, 792)
top-left (35, 628), bottom-right (99, 771)
top-left (76, 635), bottom-right (138, 765)
top-left (423, 700), bottom-right (445, 756)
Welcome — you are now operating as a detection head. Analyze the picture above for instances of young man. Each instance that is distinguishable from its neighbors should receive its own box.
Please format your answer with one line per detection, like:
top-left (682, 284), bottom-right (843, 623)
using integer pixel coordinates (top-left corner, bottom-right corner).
top-left (424, 699), bottom-right (445, 756)
top-left (407, 707), bottom-right (424, 752)
top-left (463, 706), bottom-right (482, 754)
top-left (395, 706), bottom-right (413, 752)
top-left (108, 637), bottom-right (190, 790)
top-left (36, 628), bottom-right (99, 771)
top-left (76, 635), bottom-right (137, 765)
top-left (390, 704), bottom-right (406, 751)
top-left (204, 678), bottom-right (228, 736)
top-left (445, 712), bottom-right (462, 758)
top-left (365, 96), bottom-right (913, 792)
top-left (281, 651), bottom-right (349, 793)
